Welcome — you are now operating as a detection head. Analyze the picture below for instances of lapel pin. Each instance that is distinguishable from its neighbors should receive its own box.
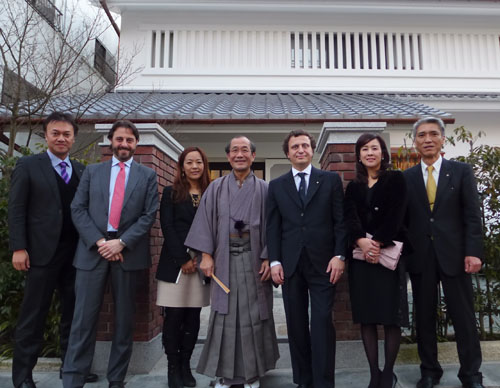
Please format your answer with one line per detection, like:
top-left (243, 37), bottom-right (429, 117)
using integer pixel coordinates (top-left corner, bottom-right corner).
top-left (316, 181), bottom-right (319, 184)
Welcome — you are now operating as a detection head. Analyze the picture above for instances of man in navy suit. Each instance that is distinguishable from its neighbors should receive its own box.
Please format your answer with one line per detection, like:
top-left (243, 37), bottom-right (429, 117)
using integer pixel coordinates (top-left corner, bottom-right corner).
top-left (266, 130), bottom-right (347, 388)
top-left (8, 112), bottom-right (97, 388)
top-left (404, 117), bottom-right (484, 388)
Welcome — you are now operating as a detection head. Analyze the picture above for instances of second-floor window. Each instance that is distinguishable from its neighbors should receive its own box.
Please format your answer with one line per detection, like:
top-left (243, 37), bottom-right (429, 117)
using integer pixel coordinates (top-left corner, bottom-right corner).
top-left (151, 30), bottom-right (175, 69)
top-left (26, 0), bottom-right (62, 31)
top-left (94, 39), bottom-right (116, 85)
top-left (290, 31), bottom-right (423, 71)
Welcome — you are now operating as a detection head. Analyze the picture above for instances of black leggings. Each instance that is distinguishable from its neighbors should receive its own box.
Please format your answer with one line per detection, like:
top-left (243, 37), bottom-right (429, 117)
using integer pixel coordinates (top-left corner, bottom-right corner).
top-left (162, 307), bottom-right (201, 360)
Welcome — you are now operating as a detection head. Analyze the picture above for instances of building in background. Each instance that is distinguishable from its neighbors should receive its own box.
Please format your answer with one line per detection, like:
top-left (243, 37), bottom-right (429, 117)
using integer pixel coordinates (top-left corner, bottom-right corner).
top-left (0, 0), bottom-right (118, 154)
top-left (72, 0), bottom-right (500, 180)
top-left (2, 0), bottom-right (500, 373)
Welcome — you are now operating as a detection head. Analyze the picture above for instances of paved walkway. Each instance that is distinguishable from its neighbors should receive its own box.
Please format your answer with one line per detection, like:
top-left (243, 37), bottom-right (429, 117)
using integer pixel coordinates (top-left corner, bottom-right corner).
top-left (1, 341), bottom-right (499, 388)
top-left (2, 292), bottom-right (499, 387)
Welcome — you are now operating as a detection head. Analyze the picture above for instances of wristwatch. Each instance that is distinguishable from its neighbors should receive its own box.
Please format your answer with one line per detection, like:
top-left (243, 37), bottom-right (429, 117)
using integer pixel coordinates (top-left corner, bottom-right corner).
top-left (337, 255), bottom-right (345, 262)
top-left (119, 239), bottom-right (127, 248)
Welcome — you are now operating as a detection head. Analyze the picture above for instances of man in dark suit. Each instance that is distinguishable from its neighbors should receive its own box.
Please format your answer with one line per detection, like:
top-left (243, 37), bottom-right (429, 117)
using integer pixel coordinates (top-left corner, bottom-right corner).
top-left (8, 112), bottom-right (96, 388)
top-left (404, 117), bottom-right (484, 388)
top-left (266, 130), bottom-right (347, 388)
top-left (62, 120), bottom-right (158, 388)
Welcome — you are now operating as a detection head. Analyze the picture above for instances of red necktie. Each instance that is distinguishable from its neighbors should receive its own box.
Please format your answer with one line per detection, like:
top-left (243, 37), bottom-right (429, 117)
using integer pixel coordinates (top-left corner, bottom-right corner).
top-left (109, 162), bottom-right (125, 229)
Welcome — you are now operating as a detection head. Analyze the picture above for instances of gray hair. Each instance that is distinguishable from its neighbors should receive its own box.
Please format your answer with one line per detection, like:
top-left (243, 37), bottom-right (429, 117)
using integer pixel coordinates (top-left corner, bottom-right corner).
top-left (225, 135), bottom-right (256, 154)
top-left (412, 117), bottom-right (445, 138)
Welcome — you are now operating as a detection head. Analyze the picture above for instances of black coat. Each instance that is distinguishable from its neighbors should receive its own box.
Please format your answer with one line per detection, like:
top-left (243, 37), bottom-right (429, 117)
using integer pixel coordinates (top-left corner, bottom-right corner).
top-left (8, 152), bottom-right (85, 266)
top-left (344, 170), bottom-right (408, 250)
top-left (403, 159), bottom-right (483, 276)
top-left (266, 166), bottom-right (347, 277)
top-left (156, 186), bottom-right (198, 283)
top-left (344, 170), bottom-right (410, 326)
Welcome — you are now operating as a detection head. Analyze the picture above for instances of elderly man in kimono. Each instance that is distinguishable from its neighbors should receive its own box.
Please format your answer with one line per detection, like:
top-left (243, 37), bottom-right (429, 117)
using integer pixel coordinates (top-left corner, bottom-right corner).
top-left (185, 135), bottom-right (279, 388)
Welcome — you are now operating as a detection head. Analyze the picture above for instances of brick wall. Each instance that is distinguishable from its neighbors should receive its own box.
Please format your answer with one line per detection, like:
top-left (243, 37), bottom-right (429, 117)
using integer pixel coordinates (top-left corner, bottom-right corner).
top-left (320, 142), bottom-right (360, 340)
top-left (96, 144), bottom-right (177, 341)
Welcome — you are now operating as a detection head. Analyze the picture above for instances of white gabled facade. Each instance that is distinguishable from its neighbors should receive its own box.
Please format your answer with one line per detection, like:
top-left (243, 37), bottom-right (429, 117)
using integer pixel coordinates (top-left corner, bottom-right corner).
top-left (110, 0), bottom-right (500, 93)
top-left (98, 1), bottom-right (500, 175)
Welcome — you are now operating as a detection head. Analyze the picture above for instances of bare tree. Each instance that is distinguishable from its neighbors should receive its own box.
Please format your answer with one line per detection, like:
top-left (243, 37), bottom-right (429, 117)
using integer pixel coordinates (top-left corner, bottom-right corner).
top-left (0, 0), bottom-right (142, 156)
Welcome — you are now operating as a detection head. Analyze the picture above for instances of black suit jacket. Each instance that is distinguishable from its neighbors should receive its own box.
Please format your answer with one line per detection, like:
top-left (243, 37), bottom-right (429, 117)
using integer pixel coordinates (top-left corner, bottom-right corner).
top-left (403, 159), bottom-right (483, 277)
top-left (266, 166), bottom-right (347, 277)
top-left (344, 170), bottom-right (408, 251)
top-left (8, 152), bottom-right (85, 266)
top-left (156, 186), bottom-right (197, 283)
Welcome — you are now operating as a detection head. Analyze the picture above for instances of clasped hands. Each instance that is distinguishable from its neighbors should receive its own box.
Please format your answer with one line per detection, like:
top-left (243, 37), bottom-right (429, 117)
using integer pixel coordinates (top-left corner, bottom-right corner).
top-left (97, 238), bottom-right (124, 262)
top-left (356, 237), bottom-right (381, 264)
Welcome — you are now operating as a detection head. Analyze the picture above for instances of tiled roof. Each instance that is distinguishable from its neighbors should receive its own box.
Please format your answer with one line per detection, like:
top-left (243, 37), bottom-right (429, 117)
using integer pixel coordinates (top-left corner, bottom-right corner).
top-left (1, 92), bottom-right (453, 121)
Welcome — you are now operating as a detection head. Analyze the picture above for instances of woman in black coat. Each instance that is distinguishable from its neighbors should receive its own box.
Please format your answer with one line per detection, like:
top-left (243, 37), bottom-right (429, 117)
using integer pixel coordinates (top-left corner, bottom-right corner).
top-left (156, 147), bottom-right (211, 388)
top-left (344, 133), bottom-right (409, 388)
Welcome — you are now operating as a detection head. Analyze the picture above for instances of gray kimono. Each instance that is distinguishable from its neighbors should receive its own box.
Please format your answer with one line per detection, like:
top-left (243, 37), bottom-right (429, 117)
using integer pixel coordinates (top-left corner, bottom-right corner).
top-left (184, 171), bottom-right (272, 319)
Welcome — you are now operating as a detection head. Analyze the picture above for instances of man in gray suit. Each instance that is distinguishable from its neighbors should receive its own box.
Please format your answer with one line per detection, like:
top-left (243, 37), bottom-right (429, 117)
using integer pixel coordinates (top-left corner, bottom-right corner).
top-left (62, 120), bottom-right (158, 388)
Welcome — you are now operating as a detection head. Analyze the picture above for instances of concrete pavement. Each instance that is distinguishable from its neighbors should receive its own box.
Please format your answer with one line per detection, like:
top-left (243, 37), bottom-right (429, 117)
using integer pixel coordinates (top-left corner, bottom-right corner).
top-left (1, 341), bottom-right (499, 388)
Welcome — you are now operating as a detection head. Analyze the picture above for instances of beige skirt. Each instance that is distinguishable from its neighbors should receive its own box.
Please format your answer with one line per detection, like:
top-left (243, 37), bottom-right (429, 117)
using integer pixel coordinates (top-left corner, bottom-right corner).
top-left (156, 271), bottom-right (210, 308)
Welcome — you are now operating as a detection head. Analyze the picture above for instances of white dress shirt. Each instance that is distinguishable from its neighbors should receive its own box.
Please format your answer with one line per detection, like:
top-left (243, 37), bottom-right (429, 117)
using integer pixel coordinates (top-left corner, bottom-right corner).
top-left (292, 164), bottom-right (312, 192)
top-left (271, 164), bottom-right (312, 268)
top-left (421, 155), bottom-right (442, 188)
top-left (47, 149), bottom-right (72, 180)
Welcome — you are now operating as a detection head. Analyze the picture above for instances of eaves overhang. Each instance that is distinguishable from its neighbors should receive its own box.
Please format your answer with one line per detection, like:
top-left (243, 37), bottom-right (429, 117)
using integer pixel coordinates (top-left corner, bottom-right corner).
top-left (0, 92), bottom-right (455, 125)
top-left (98, 0), bottom-right (500, 17)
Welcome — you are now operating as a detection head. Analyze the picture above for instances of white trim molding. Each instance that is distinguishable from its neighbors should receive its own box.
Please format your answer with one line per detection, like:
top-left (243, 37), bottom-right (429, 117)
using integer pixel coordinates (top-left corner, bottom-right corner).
top-left (317, 121), bottom-right (386, 160)
top-left (95, 122), bottom-right (184, 160)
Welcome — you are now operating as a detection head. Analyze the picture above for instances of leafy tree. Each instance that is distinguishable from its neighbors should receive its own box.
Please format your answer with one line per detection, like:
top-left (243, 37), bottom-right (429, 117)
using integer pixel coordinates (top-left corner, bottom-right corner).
top-left (448, 127), bottom-right (500, 339)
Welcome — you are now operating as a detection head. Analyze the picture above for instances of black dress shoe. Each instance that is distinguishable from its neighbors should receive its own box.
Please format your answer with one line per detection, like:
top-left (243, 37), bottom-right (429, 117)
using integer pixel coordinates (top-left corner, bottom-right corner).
top-left (85, 373), bottom-right (99, 383)
top-left (17, 378), bottom-right (36, 388)
top-left (462, 382), bottom-right (485, 388)
top-left (297, 384), bottom-right (313, 388)
top-left (109, 381), bottom-right (125, 388)
top-left (59, 367), bottom-right (98, 383)
top-left (416, 376), bottom-right (440, 388)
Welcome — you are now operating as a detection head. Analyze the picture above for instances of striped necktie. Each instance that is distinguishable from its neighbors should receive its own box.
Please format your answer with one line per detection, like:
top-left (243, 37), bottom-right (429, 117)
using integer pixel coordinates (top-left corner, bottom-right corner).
top-left (59, 161), bottom-right (70, 184)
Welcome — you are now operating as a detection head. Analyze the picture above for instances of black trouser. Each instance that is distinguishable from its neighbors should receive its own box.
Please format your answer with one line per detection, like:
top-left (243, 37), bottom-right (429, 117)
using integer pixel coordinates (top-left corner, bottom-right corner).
top-left (282, 249), bottom-right (336, 388)
top-left (12, 242), bottom-right (76, 388)
top-left (410, 249), bottom-right (482, 384)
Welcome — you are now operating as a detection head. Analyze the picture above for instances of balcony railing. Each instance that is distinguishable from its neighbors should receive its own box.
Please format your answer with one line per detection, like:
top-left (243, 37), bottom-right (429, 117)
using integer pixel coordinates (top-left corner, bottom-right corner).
top-left (26, 0), bottom-right (62, 31)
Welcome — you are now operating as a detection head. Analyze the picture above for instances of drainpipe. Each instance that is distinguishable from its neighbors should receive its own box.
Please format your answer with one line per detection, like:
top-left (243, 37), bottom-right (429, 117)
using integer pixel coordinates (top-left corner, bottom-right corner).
top-left (99, 0), bottom-right (120, 37)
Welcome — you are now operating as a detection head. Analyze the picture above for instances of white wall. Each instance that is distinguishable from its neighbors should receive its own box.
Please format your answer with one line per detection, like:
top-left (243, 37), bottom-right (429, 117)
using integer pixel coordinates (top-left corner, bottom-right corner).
top-left (0, 0), bottom-right (118, 98)
top-left (113, 2), bottom-right (500, 93)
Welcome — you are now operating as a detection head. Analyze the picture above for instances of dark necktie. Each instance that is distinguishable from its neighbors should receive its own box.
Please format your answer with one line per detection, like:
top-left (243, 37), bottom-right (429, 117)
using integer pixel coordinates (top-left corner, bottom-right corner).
top-left (59, 161), bottom-right (70, 184)
top-left (298, 172), bottom-right (307, 205)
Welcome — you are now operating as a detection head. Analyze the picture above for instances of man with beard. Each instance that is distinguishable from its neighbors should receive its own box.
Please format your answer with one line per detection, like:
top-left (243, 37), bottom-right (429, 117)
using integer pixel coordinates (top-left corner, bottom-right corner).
top-left (62, 120), bottom-right (158, 388)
